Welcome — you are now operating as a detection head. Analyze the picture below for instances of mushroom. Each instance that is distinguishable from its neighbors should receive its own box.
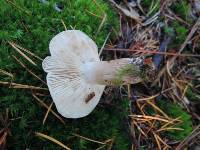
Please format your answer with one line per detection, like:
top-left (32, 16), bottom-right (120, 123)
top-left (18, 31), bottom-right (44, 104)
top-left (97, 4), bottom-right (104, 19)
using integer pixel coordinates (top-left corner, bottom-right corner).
top-left (42, 30), bottom-right (142, 118)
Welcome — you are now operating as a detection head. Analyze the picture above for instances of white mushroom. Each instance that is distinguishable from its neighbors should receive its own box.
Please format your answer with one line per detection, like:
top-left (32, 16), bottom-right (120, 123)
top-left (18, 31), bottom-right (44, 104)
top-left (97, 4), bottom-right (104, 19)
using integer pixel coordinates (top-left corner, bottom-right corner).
top-left (42, 30), bottom-right (142, 118)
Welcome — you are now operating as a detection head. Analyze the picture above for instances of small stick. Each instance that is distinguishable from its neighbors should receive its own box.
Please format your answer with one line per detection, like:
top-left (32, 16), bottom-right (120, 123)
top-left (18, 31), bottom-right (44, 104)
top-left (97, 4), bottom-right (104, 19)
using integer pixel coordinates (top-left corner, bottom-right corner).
top-left (35, 132), bottom-right (71, 150)
top-left (104, 48), bottom-right (200, 57)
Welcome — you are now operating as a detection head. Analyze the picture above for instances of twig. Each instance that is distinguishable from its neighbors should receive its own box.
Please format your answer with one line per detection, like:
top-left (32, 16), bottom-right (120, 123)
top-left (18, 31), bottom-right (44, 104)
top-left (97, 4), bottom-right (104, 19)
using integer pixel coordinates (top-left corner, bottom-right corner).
top-left (35, 132), bottom-right (71, 150)
top-left (104, 48), bottom-right (200, 57)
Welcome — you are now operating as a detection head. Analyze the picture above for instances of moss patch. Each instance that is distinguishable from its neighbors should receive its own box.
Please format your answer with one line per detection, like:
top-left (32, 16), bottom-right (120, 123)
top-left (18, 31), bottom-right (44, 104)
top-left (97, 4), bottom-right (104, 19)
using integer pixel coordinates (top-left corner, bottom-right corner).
top-left (114, 64), bottom-right (141, 85)
top-left (0, 0), bottom-right (128, 149)
top-left (158, 100), bottom-right (193, 140)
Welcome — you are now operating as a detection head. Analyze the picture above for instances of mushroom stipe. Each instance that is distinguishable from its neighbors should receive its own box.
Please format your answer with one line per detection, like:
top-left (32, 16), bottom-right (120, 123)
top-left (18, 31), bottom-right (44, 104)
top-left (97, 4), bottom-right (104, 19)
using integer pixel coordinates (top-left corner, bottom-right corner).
top-left (42, 30), bottom-right (142, 118)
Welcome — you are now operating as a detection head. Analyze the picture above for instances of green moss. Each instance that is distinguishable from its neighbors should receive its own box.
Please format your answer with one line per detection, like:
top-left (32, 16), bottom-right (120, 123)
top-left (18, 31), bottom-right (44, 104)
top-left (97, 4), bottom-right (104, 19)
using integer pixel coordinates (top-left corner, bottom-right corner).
top-left (114, 64), bottom-right (141, 85)
top-left (164, 21), bottom-right (188, 48)
top-left (171, 0), bottom-right (191, 21)
top-left (141, 0), bottom-right (159, 16)
top-left (158, 100), bottom-right (193, 140)
top-left (0, 0), bottom-right (128, 149)
top-left (186, 87), bottom-right (200, 101)
top-left (0, 0), bottom-right (118, 46)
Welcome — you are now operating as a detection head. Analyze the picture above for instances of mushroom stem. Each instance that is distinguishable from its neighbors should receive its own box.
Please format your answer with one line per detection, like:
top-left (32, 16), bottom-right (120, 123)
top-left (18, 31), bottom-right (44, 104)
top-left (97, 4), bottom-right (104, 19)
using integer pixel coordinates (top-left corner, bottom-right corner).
top-left (82, 58), bottom-right (142, 85)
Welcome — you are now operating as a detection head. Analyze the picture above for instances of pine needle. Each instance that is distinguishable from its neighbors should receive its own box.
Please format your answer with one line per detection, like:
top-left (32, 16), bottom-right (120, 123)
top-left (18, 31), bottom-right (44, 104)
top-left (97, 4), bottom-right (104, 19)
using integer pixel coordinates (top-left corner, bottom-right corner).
top-left (85, 9), bottom-right (103, 19)
top-left (5, 0), bottom-right (31, 15)
top-left (0, 69), bottom-right (13, 79)
top-left (96, 145), bottom-right (106, 150)
top-left (61, 19), bottom-right (67, 30)
top-left (132, 120), bottom-right (148, 137)
top-left (157, 127), bottom-right (184, 132)
top-left (99, 32), bottom-right (110, 56)
top-left (160, 117), bottom-right (182, 129)
top-left (104, 48), bottom-right (200, 57)
top-left (8, 41), bottom-right (37, 66)
top-left (147, 100), bottom-right (170, 119)
top-left (32, 94), bottom-right (65, 125)
top-left (10, 42), bottom-right (43, 61)
top-left (137, 94), bottom-right (159, 102)
top-left (0, 81), bottom-right (47, 90)
top-left (130, 115), bottom-right (171, 123)
top-left (95, 14), bottom-right (107, 37)
top-left (72, 133), bottom-right (106, 145)
top-left (35, 132), bottom-right (71, 150)
top-left (42, 102), bottom-right (53, 125)
top-left (152, 132), bottom-right (161, 150)
top-left (12, 55), bottom-right (47, 85)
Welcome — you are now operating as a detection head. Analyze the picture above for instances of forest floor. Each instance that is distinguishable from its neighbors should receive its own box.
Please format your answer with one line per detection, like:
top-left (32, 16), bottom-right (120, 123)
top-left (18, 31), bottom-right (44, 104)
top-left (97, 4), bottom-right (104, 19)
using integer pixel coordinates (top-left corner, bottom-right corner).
top-left (1, 0), bottom-right (200, 149)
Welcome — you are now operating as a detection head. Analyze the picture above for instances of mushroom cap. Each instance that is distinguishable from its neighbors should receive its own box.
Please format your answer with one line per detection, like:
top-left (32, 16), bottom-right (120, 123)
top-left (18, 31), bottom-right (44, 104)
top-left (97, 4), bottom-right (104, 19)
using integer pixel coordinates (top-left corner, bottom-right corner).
top-left (42, 30), bottom-right (105, 118)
